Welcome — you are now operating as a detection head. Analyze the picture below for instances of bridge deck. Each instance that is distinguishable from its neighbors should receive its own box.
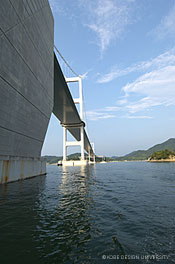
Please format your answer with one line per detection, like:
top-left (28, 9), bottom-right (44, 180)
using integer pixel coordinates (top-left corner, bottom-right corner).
top-left (53, 53), bottom-right (94, 156)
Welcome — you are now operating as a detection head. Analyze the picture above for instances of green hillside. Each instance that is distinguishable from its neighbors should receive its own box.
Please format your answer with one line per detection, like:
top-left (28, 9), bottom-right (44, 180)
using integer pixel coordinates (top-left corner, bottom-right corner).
top-left (43, 155), bottom-right (62, 164)
top-left (149, 149), bottom-right (175, 160)
top-left (117, 138), bottom-right (175, 161)
top-left (43, 153), bottom-right (89, 164)
top-left (43, 138), bottom-right (175, 163)
top-left (43, 153), bottom-right (111, 164)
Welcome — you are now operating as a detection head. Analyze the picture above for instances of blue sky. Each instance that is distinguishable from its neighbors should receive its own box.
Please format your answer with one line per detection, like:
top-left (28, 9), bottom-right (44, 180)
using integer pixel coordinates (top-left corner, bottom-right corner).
top-left (42, 0), bottom-right (175, 156)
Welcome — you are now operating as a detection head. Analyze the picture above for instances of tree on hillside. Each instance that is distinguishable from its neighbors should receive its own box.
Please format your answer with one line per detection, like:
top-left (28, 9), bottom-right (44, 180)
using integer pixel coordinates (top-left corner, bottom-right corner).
top-left (149, 149), bottom-right (175, 160)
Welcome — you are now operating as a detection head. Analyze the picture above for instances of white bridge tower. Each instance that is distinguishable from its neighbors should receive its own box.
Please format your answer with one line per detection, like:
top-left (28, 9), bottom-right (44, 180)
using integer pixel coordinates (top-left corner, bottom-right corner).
top-left (62, 76), bottom-right (87, 165)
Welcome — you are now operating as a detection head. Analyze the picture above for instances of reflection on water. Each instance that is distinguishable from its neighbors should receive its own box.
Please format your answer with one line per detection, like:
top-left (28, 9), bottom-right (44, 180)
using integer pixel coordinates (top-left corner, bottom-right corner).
top-left (35, 165), bottom-right (100, 264)
top-left (0, 162), bottom-right (175, 263)
top-left (57, 166), bottom-right (94, 262)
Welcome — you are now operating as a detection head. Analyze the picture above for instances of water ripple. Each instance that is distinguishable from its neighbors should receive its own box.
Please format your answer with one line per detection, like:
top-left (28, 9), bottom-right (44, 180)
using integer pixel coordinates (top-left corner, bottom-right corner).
top-left (0, 163), bottom-right (175, 263)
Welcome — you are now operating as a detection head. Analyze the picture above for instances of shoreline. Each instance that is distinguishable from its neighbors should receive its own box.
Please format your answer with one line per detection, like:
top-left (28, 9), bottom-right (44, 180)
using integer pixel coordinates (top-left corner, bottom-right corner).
top-left (148, 159), bottom-right (175, 163)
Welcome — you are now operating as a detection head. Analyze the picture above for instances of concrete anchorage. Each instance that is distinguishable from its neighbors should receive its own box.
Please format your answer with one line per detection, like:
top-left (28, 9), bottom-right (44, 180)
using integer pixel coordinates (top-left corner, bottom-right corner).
top-left (0, 0), bottom-right (54, 183)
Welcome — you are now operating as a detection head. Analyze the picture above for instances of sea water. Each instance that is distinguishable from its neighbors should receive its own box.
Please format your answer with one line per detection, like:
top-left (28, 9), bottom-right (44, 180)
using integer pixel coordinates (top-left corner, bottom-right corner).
top-left (0, 162), bottom-right (175, 263)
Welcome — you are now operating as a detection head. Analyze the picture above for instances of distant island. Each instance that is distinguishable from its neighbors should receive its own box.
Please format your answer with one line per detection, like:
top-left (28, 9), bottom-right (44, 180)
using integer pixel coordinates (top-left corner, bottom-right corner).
top-left (113, 138), bottom-right (175, 161)
top-left (43, 153), bottom-right (113, 164)
top-left (148, 149), bottom-right (175, 162)
top-left (43, 138), bottom-right (175, 164)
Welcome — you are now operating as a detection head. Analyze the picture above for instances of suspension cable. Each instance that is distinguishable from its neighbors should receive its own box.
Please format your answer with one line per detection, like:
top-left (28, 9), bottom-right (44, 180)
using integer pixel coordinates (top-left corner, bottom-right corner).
top-left (54, 45), bottom-right (79, 77)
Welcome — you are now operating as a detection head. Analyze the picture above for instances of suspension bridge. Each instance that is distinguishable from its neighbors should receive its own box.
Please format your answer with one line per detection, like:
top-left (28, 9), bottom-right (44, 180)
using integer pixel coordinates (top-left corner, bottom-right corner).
top-left (53, 48), bottom-right (95, 166)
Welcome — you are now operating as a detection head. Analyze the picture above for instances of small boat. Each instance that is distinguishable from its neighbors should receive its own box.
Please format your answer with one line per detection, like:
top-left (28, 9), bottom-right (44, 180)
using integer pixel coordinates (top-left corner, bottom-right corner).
top-left (57, 161), bottom-right (62, 166)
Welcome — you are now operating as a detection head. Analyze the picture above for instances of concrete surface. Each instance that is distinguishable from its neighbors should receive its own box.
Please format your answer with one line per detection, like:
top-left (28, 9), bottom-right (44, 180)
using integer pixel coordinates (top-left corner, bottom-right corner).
top-left (0, 0), bottom-right (53, 183)
top-left (0, 0), bottom-right (54, 158)
top-left (62, 160), bottom-right (88, 166)
top-left (0, 156), bottom-right (46, 184)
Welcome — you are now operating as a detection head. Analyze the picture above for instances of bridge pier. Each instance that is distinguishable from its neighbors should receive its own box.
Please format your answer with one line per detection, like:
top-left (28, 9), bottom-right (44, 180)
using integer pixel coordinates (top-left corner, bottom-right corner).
top-left (62, 122), bottom-right (85, 164)
top-left (81, 125), bottom-right (85, 160)
top-left (63, 126), bottom-right (67, 161)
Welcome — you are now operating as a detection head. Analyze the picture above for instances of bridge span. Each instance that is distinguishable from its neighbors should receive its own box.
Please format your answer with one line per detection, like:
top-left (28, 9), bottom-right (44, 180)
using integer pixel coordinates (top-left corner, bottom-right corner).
top-left (53, 53), bottom-right (95, 165)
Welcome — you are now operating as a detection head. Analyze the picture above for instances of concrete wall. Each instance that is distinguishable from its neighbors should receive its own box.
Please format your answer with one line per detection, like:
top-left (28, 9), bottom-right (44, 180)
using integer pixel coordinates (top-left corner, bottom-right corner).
top-left (0, 0), bottom-right (54, 158)
top-left (0, 156), bottom-right (46, 184)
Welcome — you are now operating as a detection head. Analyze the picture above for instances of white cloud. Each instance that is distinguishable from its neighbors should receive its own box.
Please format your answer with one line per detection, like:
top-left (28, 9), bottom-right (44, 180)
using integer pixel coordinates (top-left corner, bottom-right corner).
top-left (86, 110), bottom-right (115, 120)
top-left (97, 65), bottom-right (137, 83)
top-left (50, 0), bottom-right (135, 54)
top-left (122, 65), bottom-right (175, 113)
top-left (86, 107), bottom-right (153, 120)
top-left (126, 97), bottom-right (161, 113)
top-left (116, 98), bottom-right (128, 105)
top-left (104, 106), bottom-right (121, 111)
top-left (85, 105), bottom-right (121, 120)
top-left (122, 115), bottom-right (153, 119)
top-left (98, 49), bottom-right (175, 83)
top-left (152, 5), bottom-right (175, 40)
top-left (84, 0), bottom-right (135, 53)
top-left (97, 49), bottom-right (175, 115)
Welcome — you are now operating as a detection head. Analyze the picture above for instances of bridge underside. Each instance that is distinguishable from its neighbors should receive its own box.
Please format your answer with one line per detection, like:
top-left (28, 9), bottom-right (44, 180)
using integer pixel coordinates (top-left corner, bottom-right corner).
top-left (53, 54), bottom-right (94, 158)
